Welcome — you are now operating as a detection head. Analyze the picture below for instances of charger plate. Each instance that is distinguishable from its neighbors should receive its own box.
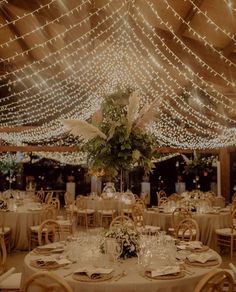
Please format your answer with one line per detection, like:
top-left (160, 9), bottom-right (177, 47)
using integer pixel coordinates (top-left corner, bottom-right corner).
top-left (185, 258), bottom-right (219, 267)
top-left (72, 272), bottom-right (113, 282)
top-left (144, 270), bottom-right (185, 280)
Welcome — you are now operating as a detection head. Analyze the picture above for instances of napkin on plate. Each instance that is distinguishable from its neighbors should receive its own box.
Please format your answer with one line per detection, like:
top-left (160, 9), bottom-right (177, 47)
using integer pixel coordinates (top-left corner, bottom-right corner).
top-left (186, 251), bottom-right (218, 264)
top-left (35, 257), bottom-right (70, 267)
top-left (148, 266), bottom-right (180, 278)
top-left (177, 241), bottom-right (202, 250)
top-left (73, 267), bottom-right (113, 279)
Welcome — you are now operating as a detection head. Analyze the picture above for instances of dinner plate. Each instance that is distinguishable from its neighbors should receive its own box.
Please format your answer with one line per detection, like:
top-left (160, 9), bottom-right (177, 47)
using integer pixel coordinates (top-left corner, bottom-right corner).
top-left (144, 270), bottom-right (185, 280)
top-left (72, 272), bottom-right (113, 282)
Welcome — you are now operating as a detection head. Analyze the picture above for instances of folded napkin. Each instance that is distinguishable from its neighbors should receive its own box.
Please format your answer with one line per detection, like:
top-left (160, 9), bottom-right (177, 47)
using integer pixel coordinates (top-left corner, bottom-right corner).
top-left (73, 267), bottom-right (113, 279)
top-left (177, 241), bottom-right (203, 250)
top-left (148, 266), bottom-right (180, 278)
top-left (186, 251), bottom-right (217, 264)
top-left (35, 257), bottom-right (70, 267)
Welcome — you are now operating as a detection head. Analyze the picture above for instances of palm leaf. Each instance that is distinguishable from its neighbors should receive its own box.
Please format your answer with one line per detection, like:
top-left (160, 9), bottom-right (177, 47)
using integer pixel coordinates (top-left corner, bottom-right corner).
top-left (134, 97), bottom-right (161, 129)
top-left (62, 119), bottom-right (107, 141)
top-left (181, 154), bottom-right (191, 164)
top-left (127, 91), bottom-right (140, 133)
top-left (91, 110), bottom-right (103, 127)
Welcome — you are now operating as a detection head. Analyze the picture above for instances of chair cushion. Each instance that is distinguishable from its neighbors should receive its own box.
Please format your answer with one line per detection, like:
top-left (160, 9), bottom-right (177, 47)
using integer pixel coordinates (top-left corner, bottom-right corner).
top-left (30, 225), bottom-right (40, 231)
top-left (0, 273), bottom-right (21, 289)
top-left (0, 227), bottom-right (10, 234)
top-left (56, 220), bottom-right (71, 226)
top-left (78, 209), bottom-right (95, 214)
top-left (98, 210), bottom-right (116, 215)
top-left (215, 228), bottom-right (236, 236)
top-left (178, 229), bottom-right (196, 236)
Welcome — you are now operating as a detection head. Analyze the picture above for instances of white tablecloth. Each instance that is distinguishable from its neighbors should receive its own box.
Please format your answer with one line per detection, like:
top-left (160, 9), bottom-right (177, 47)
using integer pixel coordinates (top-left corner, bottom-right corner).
top-left (3, 201), bottom-right (45, 250)
top-left (144, 210), bottom-right (231, 249)
top-left (21, 244), bottom-right (221, 292)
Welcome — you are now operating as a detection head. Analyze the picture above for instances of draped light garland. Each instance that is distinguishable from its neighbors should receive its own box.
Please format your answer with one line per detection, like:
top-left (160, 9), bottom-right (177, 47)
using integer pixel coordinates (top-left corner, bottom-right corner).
top-left (0, 0), bottom-right (235, 148)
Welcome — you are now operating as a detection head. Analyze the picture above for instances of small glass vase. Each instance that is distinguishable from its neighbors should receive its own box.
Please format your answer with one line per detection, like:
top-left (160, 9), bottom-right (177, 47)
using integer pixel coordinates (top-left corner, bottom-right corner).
top-left (103, 182), bottom-right (116, 198)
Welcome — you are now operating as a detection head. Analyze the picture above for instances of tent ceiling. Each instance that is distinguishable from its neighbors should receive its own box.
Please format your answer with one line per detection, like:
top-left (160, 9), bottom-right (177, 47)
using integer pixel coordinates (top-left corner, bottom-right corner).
top-left (0, 0), bottom-right (235, 149)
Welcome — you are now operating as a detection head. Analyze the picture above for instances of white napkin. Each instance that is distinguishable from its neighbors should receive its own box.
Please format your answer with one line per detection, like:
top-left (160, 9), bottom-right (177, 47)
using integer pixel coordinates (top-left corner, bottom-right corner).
top-left (74, 267), bottom-right (113, 278)
top-left (177, 241), bottom-right (203, 250)
top-left (36, 256), bottom-right (70, 266)
top-left (188, 241), bottom-right (203, 250)
top-left (149, 266), bottom-right (180, 277)
top-left (0, 267), bottom-right (15, 283)
top-left (187, 251), bottom-right (218, 264)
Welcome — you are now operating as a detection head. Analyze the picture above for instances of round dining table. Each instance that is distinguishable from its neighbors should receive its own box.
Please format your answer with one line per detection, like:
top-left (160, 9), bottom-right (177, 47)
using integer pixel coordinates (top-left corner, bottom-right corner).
top-left (2, 199), bottom-right (45, 250)
top-left (21, 239), bottom-right (222, 292)
top-left (144, 209), bottom-right (231, 249)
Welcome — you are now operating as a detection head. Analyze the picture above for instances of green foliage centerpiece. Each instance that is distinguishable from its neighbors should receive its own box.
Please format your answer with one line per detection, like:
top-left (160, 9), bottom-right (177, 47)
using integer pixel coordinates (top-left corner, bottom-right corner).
top-left (63, 89), bottom-right (159, 183)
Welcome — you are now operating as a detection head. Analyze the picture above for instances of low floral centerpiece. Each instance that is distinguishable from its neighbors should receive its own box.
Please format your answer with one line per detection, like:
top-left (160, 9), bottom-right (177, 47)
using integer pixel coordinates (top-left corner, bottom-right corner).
top-left (100, 225), bottom-right (140, 259)
top-left (62, 89), bottom-right (159, 179)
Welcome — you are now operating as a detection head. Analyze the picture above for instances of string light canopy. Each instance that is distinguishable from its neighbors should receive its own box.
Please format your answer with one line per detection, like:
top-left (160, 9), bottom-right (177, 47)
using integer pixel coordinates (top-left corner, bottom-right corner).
top-left (0, 0), bottom-right (235, 149)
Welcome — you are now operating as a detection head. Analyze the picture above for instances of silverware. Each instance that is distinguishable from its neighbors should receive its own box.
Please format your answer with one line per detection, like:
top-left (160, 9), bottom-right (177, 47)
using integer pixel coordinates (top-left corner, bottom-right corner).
top-left (114, 271), bottom-right (127, 281)
top-left (63, 271), bottom-right (74, 278)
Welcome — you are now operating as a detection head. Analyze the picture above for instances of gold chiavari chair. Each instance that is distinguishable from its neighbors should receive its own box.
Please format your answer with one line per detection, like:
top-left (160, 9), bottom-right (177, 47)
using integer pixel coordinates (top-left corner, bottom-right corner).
top-left (215, 209), bottom-right (236, 259)
top-left (44, 192), bottom-right (53, 204)
top-left (76, 196), bottom-right (95, 229)
top-left (175, 218), bottom-right (200, 242)
top-left (0, 211), bottom-right (11, 253)
top-left (38, 219), bottom-right (60, 246)
top-left (21, 271), bottom-right (73, 292)
top-left (194, 269), bottom-right (234, 292)
top-left (0, 235), bottom-right (21, 291)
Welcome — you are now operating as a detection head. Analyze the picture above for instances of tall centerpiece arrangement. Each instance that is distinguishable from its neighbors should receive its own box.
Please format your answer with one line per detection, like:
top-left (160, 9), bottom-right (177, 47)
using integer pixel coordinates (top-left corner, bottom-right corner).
top-left (0, 153), bottom-right (20, 190)
top-left (63, 90), bottom-right (159, 190)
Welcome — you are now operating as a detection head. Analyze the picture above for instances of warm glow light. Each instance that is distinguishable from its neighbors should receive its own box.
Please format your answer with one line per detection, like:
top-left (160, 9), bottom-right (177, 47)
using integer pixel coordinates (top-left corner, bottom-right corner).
top-left (0, 0), bottom-right (235, 149)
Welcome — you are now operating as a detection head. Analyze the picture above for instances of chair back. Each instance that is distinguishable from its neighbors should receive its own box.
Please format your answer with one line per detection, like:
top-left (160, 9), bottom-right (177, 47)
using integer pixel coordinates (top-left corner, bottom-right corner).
top-left (171, 207), bottom-right (191, 230)
top-left (38, 219), bottom-right (60, 245)
top-left (194, 269), bottom-right (234, 292)
top-left (43, 204), bottom-right (57, 220)
top-left (110, 215), bottom-right (134, 229)
top-left (49, 197), bottom-right (60, 215)
top-left (175, 218), bottom-right (200, 241)
top-left (22, 271), bottom-right (73, 292)
top-left (35, 190), bottom-right (45, 203)
top-left (0, 235), bottom-right (6, 275)
top-left (76, 196), bottom-right (87, 210)
top-left (157, 190), bottom-right (167, 205)
top-left (158, 197), bottom-right (168, 207)
top-left (44, 192), bottom-right (53, 204)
